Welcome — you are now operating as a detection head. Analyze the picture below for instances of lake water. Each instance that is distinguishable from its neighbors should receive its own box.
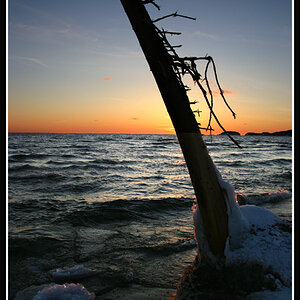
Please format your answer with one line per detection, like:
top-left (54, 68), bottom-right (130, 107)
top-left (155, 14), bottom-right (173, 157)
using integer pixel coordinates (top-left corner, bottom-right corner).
top-left (8, 133), bottom-right (292, 299)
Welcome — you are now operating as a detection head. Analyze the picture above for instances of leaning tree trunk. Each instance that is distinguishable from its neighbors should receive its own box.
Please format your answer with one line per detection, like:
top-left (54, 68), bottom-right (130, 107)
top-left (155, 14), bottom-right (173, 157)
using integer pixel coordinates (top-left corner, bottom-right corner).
top-left (120, 0), bottom-right (228, 265)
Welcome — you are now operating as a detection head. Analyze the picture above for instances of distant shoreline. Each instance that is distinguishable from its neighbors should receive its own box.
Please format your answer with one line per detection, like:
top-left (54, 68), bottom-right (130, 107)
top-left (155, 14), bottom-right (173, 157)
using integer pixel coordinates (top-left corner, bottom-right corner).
top-left (8, 130), bottom-right (292, 136)
top-left (244, 129), bottom-right (292, 136)
top-left (219, 129), bottom-right (292, 137)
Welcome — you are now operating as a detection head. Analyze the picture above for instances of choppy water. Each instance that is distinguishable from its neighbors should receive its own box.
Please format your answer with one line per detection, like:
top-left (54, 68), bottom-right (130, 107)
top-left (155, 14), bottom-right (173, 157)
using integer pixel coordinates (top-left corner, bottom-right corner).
top-left (8, 133), bottom-right (292, 299)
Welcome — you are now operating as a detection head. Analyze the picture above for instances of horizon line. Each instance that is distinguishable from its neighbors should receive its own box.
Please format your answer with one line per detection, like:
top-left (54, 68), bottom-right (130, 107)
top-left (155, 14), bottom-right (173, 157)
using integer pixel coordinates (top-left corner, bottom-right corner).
top-left (8, 129), bottom-right (292, 136)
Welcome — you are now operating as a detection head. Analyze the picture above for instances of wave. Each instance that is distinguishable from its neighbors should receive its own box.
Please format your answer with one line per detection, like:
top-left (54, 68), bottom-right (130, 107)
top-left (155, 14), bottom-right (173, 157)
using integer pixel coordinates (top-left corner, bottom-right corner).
top-left (151, 139), bottom-right (178, 146)
top-left (8, 164), bottom-right (39, 172)
top-left (279, 170), bottom-right (292, 179)
top-left (121, 238), bottom-right (196, 256)
top-left (56, 196), bottom-right (194, 226)
top-left (264, 190), bottom-right (292, 202)
top-left (9, 153), bottom-right (49, 162)
top-left (9, 196), bottom-right (194, 227)
top-left (57, 181), bottom-right (102, 195)
top-left (264, 158), bottom-right (292, 166)
top-left (237, 189), bottom-right (292, 206)
top-left (218, 160), bottom-right (247, 167)
top-left (91, 158), bottom-right (135, 165)
top-left (8, 172), bottom-right (59, 181)
top-left (52, 158), bottom-right (137, 169)
top-left (46, 159), bottom-right (78, 166)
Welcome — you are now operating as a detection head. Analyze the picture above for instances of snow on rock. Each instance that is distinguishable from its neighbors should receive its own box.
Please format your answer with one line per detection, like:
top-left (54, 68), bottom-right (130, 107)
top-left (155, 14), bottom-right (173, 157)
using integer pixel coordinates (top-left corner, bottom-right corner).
top-left (239, 205), bottom-right (282, 228)
top-left (225, 204), bottom-right (292, 287)
top-left (218, 171), bottom-right (291, 287)
top-left (193, 162), bottom-right (292, 289)
top-left (15, 283), bottom-right (95, 300)
top-left (223, 181), bottom-right (291, 287)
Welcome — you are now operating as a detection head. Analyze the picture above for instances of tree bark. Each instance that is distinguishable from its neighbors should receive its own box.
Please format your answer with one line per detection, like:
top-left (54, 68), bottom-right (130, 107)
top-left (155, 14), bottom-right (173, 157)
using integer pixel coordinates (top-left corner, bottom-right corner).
top-left (120, 0), bottom-right (228, 264)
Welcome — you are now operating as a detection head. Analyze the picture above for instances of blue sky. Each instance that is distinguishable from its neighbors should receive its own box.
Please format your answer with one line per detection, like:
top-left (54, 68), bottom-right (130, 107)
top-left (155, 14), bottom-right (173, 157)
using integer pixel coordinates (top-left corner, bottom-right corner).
top-left (8, 0), bottom-right (293, 134)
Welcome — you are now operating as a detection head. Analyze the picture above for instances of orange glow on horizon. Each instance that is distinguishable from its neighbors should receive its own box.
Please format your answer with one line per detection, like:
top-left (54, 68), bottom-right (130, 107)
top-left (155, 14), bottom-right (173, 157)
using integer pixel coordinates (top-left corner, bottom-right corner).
top-left (8, 102), bottom-right (292, 135)
top-left (8, 119), bottom-right (291, 136)
top-left (8, 89), bottom-right (292, 136)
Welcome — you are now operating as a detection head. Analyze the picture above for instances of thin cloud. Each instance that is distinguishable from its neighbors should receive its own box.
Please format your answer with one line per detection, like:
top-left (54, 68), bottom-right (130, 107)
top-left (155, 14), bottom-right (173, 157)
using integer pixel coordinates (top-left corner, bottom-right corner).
top-left (90, 46), bottom-right (143, 59)
top-left (102, 77), bottom-right (112, 81)
top-left (10, 21), bottom-right (100, 45)
top-left (16, 56), bottom-right (48, 67)
top-left (10, 1), bottom-right (101, 44)
top-left (193, 31), bottom-right (221, 41)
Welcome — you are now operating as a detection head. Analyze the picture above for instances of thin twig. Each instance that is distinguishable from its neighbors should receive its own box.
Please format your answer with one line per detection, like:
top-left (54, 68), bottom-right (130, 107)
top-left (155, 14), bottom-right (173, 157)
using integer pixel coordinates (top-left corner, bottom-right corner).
top-left (152, 11), bottom-right (196, 23)
top-left (210, 57), bottom-right (236, 119)
top-left (204, 59), bottom-right (213, 130)
top-left (199, 127), bottom-right (214, 131)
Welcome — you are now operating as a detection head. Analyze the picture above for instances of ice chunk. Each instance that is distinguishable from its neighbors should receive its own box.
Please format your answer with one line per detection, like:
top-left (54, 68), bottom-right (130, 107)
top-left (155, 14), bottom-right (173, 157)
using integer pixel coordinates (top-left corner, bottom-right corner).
top-left (52, 265), bottom-right (96, 281)
top-left (239, 205), bottom-right (282, 229)
top-left (225, 204), bottom-right (292, 287)
top-left (33, 283), bottom-right (95, 300)
top-left (215, 163), bottom-right (291, 286)
top-left (213, 164), bottom-right (250, 250)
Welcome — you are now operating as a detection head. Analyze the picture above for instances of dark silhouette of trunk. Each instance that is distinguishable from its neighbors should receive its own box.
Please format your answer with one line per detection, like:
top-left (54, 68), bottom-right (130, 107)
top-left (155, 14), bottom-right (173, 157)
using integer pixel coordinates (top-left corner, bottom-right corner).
top-left (120, 0), bottom-right (228, 265)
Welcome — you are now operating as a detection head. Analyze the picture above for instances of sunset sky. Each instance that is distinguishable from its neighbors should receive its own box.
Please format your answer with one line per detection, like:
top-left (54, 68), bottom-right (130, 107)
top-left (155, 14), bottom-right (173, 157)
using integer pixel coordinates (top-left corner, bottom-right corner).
top-left (8, 0), bottom-right (293, 135)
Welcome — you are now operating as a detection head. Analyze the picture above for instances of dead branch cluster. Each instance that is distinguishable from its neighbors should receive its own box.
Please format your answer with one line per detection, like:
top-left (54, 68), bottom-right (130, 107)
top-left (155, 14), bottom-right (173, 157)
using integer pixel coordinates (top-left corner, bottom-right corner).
top-left (142, 0), bottom-right (241, 148)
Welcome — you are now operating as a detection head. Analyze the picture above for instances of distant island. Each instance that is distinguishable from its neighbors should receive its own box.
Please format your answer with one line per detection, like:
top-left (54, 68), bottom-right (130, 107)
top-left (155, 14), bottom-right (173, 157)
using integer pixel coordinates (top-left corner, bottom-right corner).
top-left (217, 130), bottom-right (292, 136)
top-left (244, 129), bottom-right (292, 136)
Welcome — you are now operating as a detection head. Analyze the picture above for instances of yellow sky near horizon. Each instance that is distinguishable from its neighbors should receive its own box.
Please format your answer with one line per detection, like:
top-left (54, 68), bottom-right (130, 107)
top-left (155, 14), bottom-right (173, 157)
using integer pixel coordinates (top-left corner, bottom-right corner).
top-left (8, 87), bottom-right (292, 135)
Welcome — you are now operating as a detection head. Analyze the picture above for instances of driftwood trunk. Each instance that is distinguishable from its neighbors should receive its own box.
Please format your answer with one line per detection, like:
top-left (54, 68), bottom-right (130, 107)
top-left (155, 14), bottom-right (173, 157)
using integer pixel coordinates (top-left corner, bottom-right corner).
top-left (120, 0), bottom-right (228, 265)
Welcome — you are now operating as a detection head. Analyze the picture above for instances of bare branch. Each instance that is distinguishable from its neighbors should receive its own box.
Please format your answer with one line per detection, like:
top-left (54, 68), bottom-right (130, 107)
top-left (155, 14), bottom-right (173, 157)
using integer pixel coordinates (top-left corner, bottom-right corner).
top-left (210, 57), bottom-right (237, 119)
top-left (166, 45), bottom-right (182, 49)
top-left (181, 56), bottom-right (210, 62)
top-left (204, 59), bottom-right (214, 130)
top-left (160, 29), bottom-right (182, 36)
top-left (192, 74), bottom-right (242, 148)
top-left (153, 14), bottom-right (239, 147)
top-left (189, 100), bottom-right (198, 105)
top-left (199, 126), bottom-right (215, 131)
